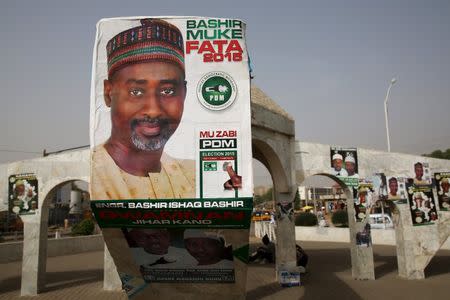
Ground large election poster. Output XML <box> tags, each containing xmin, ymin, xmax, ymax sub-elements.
<box><xmin>8</xmin><ymin>174</ymin><xmax>38</xmax><ymax>215</ymax></box>
<box><xmin>89</xmin><ymin>17</ymin><xmax>252</xmax><ymax>296</ymax></box>
<box><xmin>330</xmin><ymin>147</ymin><xmax>359</xmax><ymax>188</ymax></box>
<box><xmin>406</xmin><ymin>182</ymin><xmax>438</xmax><ymax>226</ymax></box>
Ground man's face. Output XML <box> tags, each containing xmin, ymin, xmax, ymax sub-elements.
<box><xmin>104</xmin><ymin>62</ymin><xmax>186</xmax><ymax>152</ymax></box>
<box><xmin>128</xmin><ymin>229</ymin><xmax>170</xmax><ymax>255</ymax></box>
<box><xmin>184</xmin><ymin>238</ymin><xmax>224</xmax><ymax>265</ymax></box>
<box><xmin>389</xmin><ymin>180</ymin><xmax>398</xmax><ymax>195</ymax></box>
<box><xmin>15</xmin><ymin>184</ymin><xmax>25</xmax><ymax>196</ymax></box>
<box><xmin>345</xmin><ymin>162</ymin><xmax>355</xmax><ymax>175</ymax></box>
<box><xmin>415</xmin><ymin>165</ymin><xmax>424</xmax><ymax>180</ymax></box>
<box><xmin>333</xmin><ymin>159</ymin><xmax>343</xmax><ymax>171</ymax></box>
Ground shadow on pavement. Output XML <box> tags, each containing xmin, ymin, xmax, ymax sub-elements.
<box><xmin>44</xmin><ymin>269</ymin><xmax>103</xmax><ymax>292</ymax></box>
<box><xmin>425</xmin><ymin>252</ymin><xmax>450</xmax><ymax>278</ymax></box>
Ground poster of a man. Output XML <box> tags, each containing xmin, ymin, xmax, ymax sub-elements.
<box><xmin>8</xmin><ymin>174</ymin><xmax>38</xmax><ymax>215</ymax></box>
<box><xmin>354</xmin><ymin>180</ymin><xmax>374</xmax><ymax>222</ymax></box>
<box><xmin>330</xmin><ymin>147</ymin><xmax>359</xmax><ymax>187</ymax></box>
<box><xmin>406</xmin><ymin>182</ymin><xmax>438</xmax><ymax>226</ymax></box>
<box><xmin>91</xmin><ymin>19</ymin><xmax>195</xmax><ymax>200</ymax></box>
<box><xmin>434</xmin><ymin>172</ymin><xmax>450</xmax><ymax>210</ymax></box>
<box><xmin>412</xmin><ymin>162</ymin><xmax>431</xmax><ymax>185</ymax></box>
<box><xmin>183</xmin><ymin>229</ymin><xmax>233</xmax><ymax>269</ymax></box>
<box><xmin>89</xmin><ymin>17</ymin><xmax>253</xmax><ymax>293</ymax></box>
<box><xmin>331</xmin><ymin>153</ymin><xmax>347</xmax><ymax>176</ymax></box>
<box><xmin>344</xmin><ymin>155</ymin><xmax>359</xmax><ymax>178</ymax></box>
<box><xmin>124</xmin><ymin>228</ymin><xmax>195</xmax><ymax>269</ymax></box>
<box><xmin>387</xmin><ymin>176</ymin><xmax>407</xmax><ymax>202</ymax></box>
<box><xmin>131</xmin><ymin>229</ymin><xmax>235</xmax><ymax>282</ymax></box>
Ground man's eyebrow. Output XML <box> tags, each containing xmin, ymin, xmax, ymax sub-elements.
<box><xmin>125</xmin><ymin>79</ymin><xmax>147</xmax><ymax>84</ymax></box>
<box><xmin>124</xmin><ymin>79</ymin><xmax>183</xmax><ymax>85</ymax></box>
<box><xmin>160</xmin><ymin>79</ymin><xmax>183</xmax><ymax>85</ymax></box>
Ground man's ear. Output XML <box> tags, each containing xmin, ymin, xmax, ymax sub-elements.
<box><xmin>104</xmin><ymin>79</ymin><xmax>112</xmax><ymax>107</ymax></box>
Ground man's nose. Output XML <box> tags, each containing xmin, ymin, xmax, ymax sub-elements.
<box><xmin>141</xmin><ymin>91</ymin><xmax>163</xmax><ymax>118</ymax></box>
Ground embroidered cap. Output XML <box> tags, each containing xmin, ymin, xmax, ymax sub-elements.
<box><xmin>106</xmin><ymin>18</ymin><xmax>185</xmax><ymax>78</ymax></box>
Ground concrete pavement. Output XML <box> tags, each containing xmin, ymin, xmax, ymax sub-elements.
<box><xmin>1</xmin><ymin>241</ymin><xmax>449</xmax><ymax>300</ymax></box>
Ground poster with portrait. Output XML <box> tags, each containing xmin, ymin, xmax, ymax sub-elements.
<box><xmin>8</xmin><ymin>174</ymin><xmax>38</xmax><ymax>215</ymax></box>
<box><xmin>434</xmin><ymin>172</ymin><xmax>450</xmax><ymax>211</ymax></box>
<box><xmin>330</xmin><ymin>147</ymin><xmax>358</xmax><ymax>187</ymax></box>
<box><xmin>123</xmin><ymin>228</ymin><xmax>234</xmax><ymax>283</ymax></box>
<box><xmin>88</xmin><ymin>17</ymin><xmax>252</xmax><ymax>291</ymax></box>
<box><xmin>387</xmin><ymin>176</ymin><xmax>408</xmax><ymax>204</ymax></box>
<box><xmin>369</xmin><ymin>173</ymin><xmax>396</xmax><ymax>218</ymax></box>
<box><xmin>405</xmin><ymin>182</ymin><xmax>438</xmax><ymax>226</ymax></box>
<box><xmin>354</xmin><ymin>179</ymin><xmax>374</xmax><ymax>222</ymax></box>
<box><xmin>411</xmin><ymin>162</ymin><xmax>432</xmax><ymax>186</ymax></box>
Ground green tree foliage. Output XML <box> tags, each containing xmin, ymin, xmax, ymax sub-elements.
<box><xmin>295</xmin><ymin>212</ymin><xmax>318</xmax><ymax>226</ymax></box>
<box><xmin>331</xmin><ymin>210</ymin><xmax>349</xmax><ymax>228</ymax></box>
<box><xmin>422</xmin><ymin>148</ymin><xmax>450</xmax><ymax>160</ymax></box>
<box><xmin>254</xmin><ymin>187</ymin><xmax>273</xmax><ymax>206</ymax></box>
<box><xmin>71</xmin><ymin>219</ymin><xmax>95</xmax><ymax>235</ymax></box>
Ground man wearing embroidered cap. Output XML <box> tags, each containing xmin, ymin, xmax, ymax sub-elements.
<box><xmin>91</xmin><ymin>19</ymin><xmax>195</xmax><ymax>200</ymax></box>
<box><xmin>331</xmin><ymin>153</ymin><xmax>348</xmax><ymax>176</ymax></box>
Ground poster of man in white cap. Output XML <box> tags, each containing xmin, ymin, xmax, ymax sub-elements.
<box><xmin>405</xmin><ymin>182</ymin><xmax>438</xmax><ymax>225</ymax></box>
<box><xmin>330</xmin><ymin>147</ymin><xmax>359</xmax><ymax>187</ymax></box>
<box><xmin>88</xmin><ymin>16</ymin><xmax>253</xmax><ymax>293</ymax></box>
<box><xmin>123</xmin><ymin>228</ymin><xmax>234</xmax><ymax>283</ymax></box>
<box><xmin>434</xmin><ymin>172</ymin><xmax>450</xmax><ymax>211</ymax></box>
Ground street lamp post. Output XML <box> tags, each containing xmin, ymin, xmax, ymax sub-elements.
<box><xmin>384</xmin><ymin>78</ymin><xmax>397</xmax><ymax>152</ymax></box>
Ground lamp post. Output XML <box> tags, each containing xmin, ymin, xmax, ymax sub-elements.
<box><xmin>384</xmin><ymin>78</ymin><xmax>397</xmax><ymax>152</ymax></box>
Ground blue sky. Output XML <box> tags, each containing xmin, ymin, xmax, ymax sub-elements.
<box><xmin>1</xmin><ymin>0</ymin><xmax>449</xmax><ymax>168</ymax></box>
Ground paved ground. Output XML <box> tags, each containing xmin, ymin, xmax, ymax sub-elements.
<box><xmin>1</xmin><ymin>240</ymin><xmax>449</xmax><ymax>300</ymax></box>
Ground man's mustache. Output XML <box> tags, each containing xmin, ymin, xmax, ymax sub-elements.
<box><xmin>130</xmin><ymin>116</ymin><xmax>170</xmax><ymax>129</ymax></box>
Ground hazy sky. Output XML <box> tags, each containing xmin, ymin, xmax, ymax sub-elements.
<box><xmin>1</xmin><ymin>0</ymin><xmax>449</xmax><ymax>168</ymax></box>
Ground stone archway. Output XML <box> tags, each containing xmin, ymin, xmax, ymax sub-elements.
<box><xmin>250</xmin><ymin>85</ymin><xmax>298</xmax><ymax>275</ymax></box>
<box><xmin>20</xmin><ymin>177</ymin><xmax>89</xmax><ymax>295</ymax></box>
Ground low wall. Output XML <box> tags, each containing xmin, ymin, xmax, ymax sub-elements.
<box><xmin>0</xmin><ymin>234</ymin><xmax>104</xmax><ymax>263</ymax></box>
<box><xmin>295</xmin><ymin>226</ymin><xmax>450</xmax><ymax>249</ymax></box>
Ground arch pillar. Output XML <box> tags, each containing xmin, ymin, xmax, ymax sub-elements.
<box><xmin>251</xmin><ymin>85</ymin><xmax>297</xmax><ymax>276</ymax></box>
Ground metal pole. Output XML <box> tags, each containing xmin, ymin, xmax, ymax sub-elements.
<box><xmin>384</xmin><ymin>78</ymin><xmax>397</xmax><ymax>152</ymax></box>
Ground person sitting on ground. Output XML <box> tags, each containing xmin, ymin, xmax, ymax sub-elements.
<box><xmin>296</xmin><ymin>244</ymin><xmax>308</xmax><ymax>274</ymax></box>
<box><xmin>249</xmin><ymin>234</ymin><xmax>275</xmax><ymax>263</ymax></box>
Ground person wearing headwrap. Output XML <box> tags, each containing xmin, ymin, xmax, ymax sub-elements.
<box><xmin>91</xmin><ymin>19</ymin><xmax>195</xmax><ymax>200</ymax></box>
<box><xmin>124</xmin><ymin>228</ymin><xmax>195</xmax><ymax>269</ymax></box>
<box><xmin>344</xmin><ymin>155</ymin><xmax>358</xmax><ymax>178</ymax></box>
<box><xmin>183</xmin><ymin>229</ymin><xmax>233</xmax><ymax>268</ymax></box>
<box><xmin>331</xmin><ymin>153</ymin><xmax>348</xmax><ymax>176</ymax></box>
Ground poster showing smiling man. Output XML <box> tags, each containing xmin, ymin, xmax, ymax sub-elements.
<box><xmin>8</xmin><ymin>174</ymin><xmax>38</xmax><ymax>215</ymax></box>
<box><xmin>405</xmin><ymin>182</ymin><xmax>438</xmax><ymax>226</ymax></box>
<box><xmin>434</xmin><ymin>172</ymin><xmax>450</xmax><ymax>211</ymax></box>
<box><xmin>330</xmin><ymin>147</ymin><xmax>359</xmax><ymax>187</ymax></box>
<box><xmin>89</xmin><ymin>17</ymin><xmax>252</xmax><ymax>293</ymax></box>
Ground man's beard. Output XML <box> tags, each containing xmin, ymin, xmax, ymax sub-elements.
<box><xmin>130</xmin><ymin>117</ymin><xmax>175</xmax><ymax>151</ymax></box>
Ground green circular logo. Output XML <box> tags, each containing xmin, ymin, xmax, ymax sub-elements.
<box><xmin>197</xmin><ymin>72</ymin><xmax>237</xmax><ymax>110</ymax></box>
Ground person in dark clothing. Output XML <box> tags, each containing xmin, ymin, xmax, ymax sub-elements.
<box><xmin>249</xmin><ymin>234</ymin><xmax>275</xmax><ymax>263</ymax></box>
